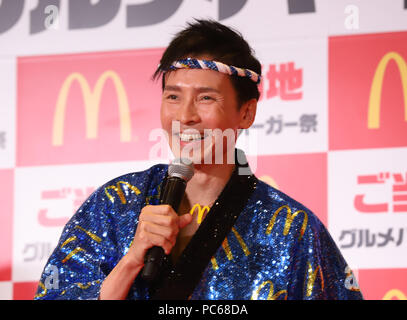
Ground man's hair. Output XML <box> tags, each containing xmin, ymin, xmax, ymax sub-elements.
<box><xmin>153</xmin><ymin>19</ymin><xmax>261</xmax><ymax>108</ymax></box>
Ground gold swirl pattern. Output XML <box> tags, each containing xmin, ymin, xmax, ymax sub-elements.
<box><xmin>221</xmin><ymin>238</ymin><xmax>233</xmax><ymax>261</ymax></box>
<box><xmin>306</xmin><ymin>261</ymin><xmax>324</xmax><ymax>297</ymax></box>
<box><xmin>189</xmin><ymin>203</ymin><xmax>210</xmax><ymax>224</ymax></box>
<box><xmin>145</xmin><ymin>183</ymin><xmax>162</xmax><ymax>205</ymax></box>
<box><xmin>105</xmin><ymin>181</ymin><xmax>141</xmax><ymax>204</ymax></box>
<box><xmin>76</xmin><ymin>280</ymin><xmax>100</xmax><ymax>290</ymax></box>
<box><xmin>60</xmin><ymin>236</ymin><xmax>77</xmax><ymax>248</ymax></box>
<box><xmin>62</xmin><ymin>247</ymin><xmax>85</xmax><ymax>263</ymax></box>
<box><xmin>60</xmin><ymin>226</ymin><xmax>102</xmax><ymax>263</ymax></box>
<box><xmin>251</xmin><ymin>280</ymin><xmax>288</xmax><ymax>300</ymax></box>
<box><xmin>34</xmin><ymin>281</ymin><xmax>47</xmax><ymax>299</ymax></box>
<box><xmin>266</xmin><ymin>205</ymin><xmax>308</xmax><ymax>240</ymax></box>
<box><xmin>231</xmin><ymin>227</ymin><xmax>250</xmax><ymax>256</ymax></box>
<box><xmin>210</xmin><ymin>257</ymin><xmax>219</xmax><ymax>270</ymax></box>
<box><xmin>74</xmin><ymin>225</ymin><xmax>102</xmax><ymax>243</ymax></box>
<box><xmin>211</xmin><ymin>227</ymin><xmax>250</xmax><ymax>270</ymax></box>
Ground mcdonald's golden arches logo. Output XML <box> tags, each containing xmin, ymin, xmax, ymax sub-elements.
<box><xmin>266</xmin><ymin>205</ymin><xmax>308</xmax><ymax>240</ymax></box>
<box><xmin>189</xmin><ymin>203</ymin><xmax>210</xmax><ymax>224</ymax></box>
<box><xmin>382</xmin><ymin>289</ymin><xmax>407</xmax><ymax>300</ymax></box>
<box><xmin>368</xmin><ymin>52</ymin><xmax>407</xmax><ymax>129</ymax></box>
<box><xmin>251</xmin><ymin>280</ymin><xmax>287</xmax><ymax>300</ymax></box>
<box><xmin>305</xmin><ymin>262</ymin><xmax>324</xmax><ymax>297</ymax></box>
<box><xmin>52</xmin><ymin>70</ymin><xmax>132</xmax><ymax>146</ymax></box>
<box><xmin>105</xmin><ymin>181</ymin><xmax>141</xmax><ymax>204</ymax></box>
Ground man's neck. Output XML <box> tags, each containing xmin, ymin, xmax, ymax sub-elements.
<box><xmin>184</xmin><ymin>162</ymin><xmax>235</xmax><ymax>207</ymax></box>
<box><xmin>171</xmin><ymin>162</ymin><xmax>236</xmax><ymax>264</ymax></box>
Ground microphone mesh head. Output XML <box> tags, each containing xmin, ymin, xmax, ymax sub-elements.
<box><xmin>168</xmin><ymin>158</ymin><xmax>194</xmax><ymax>182</ymax></box>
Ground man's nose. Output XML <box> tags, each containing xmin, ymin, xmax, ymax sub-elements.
<box><xmin>177</xmin><ymin>98</ymin><xmax>200</xmax><ymax>125</ymax></box>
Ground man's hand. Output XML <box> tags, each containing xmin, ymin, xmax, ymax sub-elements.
<box><xmin>126</xmin><ymin>204</ymin><xmax>193</xmax><ymax>268</ymax></box>
<box><xmin>99</xmin><ymin>204</ymin><xmax>192</xmax><ymax>300</ymax></box>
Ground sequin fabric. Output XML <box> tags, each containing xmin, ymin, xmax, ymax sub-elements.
<box><xmin>34</xmin><ymin>163</ymin><xmax>363</xmax><ymax>300</ymax></box>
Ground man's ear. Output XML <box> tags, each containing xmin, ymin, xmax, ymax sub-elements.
<box><xmin>239</xmin><ymin>98</ymin><xmax>257</xmax><ymax>129</ymax></box>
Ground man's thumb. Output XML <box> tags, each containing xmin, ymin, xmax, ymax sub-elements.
<box><xmin>178</xmin><ymin>213</ymin><xmax>193</xmax><ymax>229</ymax></box>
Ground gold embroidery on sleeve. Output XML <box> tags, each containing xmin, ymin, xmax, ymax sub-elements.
<box><xmin>74</xmin><ymin>226</ymin><xmax>102</xmax><ymax>243</ymax></box>
<box><xmin>105</xmin><ymin>181</ymin><xmax>141</xmax><ymax>204</ymax></box>
<box><xmin>60</xmin><ymin>236</ymin><xmax>77</xmax><ymax>248</ymax></box>
<box><xmin>62</xmin><ymin>247</ymin><xmax>85</xmax><ymax>263</ymax></box>
<box><xmin>34</xmin><ymin>281</ymin><xmax>47</xmax><ymax>299</ymax></box>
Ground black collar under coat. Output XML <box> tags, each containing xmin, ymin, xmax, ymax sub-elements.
<box><xmin>149</xmin><ymin>150</ymin><xmax>258</xmax><ymax>300</ymax></box>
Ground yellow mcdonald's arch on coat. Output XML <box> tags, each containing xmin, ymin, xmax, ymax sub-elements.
<box><xmin>52</xmin><ymin>71</ymin><xmax>131</xmax><ymax>146</ymax></box>
<box><xmin>368</xmin><ymin>52</ymin><xmax>407</xmax><ymax>129</ymax></box>
<box><xmin>190</xmin><ymin>203</ymin><xmax>210</xmax><ymax>224</ymax></box>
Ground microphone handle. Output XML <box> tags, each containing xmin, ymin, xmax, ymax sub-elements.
<box><xmin>160</xmin><ymin>176</ymin><xmax>187</xmax><ymax>209</ymax></box>
<box><xmin>141</xmin><ymin>177</ymin><xmax>187</xmax><ymax>282</ymax></box>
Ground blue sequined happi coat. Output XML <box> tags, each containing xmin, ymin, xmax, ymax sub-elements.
<box><xmin>34</xmin><ymin>159</ymin><xmax>363</xmax><ymax>300</ymax></box>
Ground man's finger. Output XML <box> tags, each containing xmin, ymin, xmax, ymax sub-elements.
<box><xmin>178</xmin><ymin>213</ymin><xmax>193</xmax><ymax>229</ymax></box>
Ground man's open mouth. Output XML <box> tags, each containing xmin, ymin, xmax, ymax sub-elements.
<box><xmin>176</xmin><ymin>132</ymin><xmax>210</xmax><ymax>142</ymax></box>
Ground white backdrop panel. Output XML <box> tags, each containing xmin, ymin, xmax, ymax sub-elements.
<box><xmin>0</xmin><ymin>57</ymin><xmax>16</xmax><ymax>169</ymax></box>
<box><xmin>12</xmin><ymin>159</ymin><xmax>160</xmax><ymax>282</ymax></box>
<box><xmin>329</xmin><ymin>147</ymin><xmax>407</xmax><ymax>269</ymax></box>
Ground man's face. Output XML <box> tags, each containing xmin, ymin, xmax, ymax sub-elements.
<box><xmin>160</xmin><ymin>67</ymin><xmax>247</xmax><ymax>164</ymax></box>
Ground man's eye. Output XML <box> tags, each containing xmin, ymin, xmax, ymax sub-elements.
<box><xmin>201</xmin><ymin>96</ymin><xmax>214</xmax><ymax>101</ymax></box>
<box><xmin>167</xmin><ymin>94</ymin><xmax>178</xmax><ymax>100</ymax></box>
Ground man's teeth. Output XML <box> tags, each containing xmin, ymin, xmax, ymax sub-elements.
<box><xmin>179</xmin><ymin>133</ymin><xmax>206</xmax><ymax>142</ymax></box>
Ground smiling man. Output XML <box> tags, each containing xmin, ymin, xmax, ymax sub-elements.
<box><xmin>35</xmin><ymin>19</ymin><xmax>363</xmax><ymax>300</ymax></box>
<box><xmin>161</xmin><ymin>68</ymin><xmax>247</xmax><ymax>167</ymax></box>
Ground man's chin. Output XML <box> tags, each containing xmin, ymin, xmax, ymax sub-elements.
<box><xmin>169</xmin><ymin>145</ymin><xmax>236</xmax><ymax>166</ymax></box>
<box><xmin>169</xmin><ymin>148</ymin><xmax>207</xmax><ymax>165</ymax></box>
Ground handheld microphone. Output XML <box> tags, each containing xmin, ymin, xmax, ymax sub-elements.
<box><xmin>141</xmin><ymin>158</ymin><xmax>194</xmax><ymax>282</ymax></box>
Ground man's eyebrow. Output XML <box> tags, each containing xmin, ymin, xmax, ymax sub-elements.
<box><xmin>163</xmin><ymin>85</ymin><xmax>220</xmax><ymax>93</ymax></box>
<box><xmin>163</xmin><ymin>85</ymin><xmax>181</xmax><ymax>92</ymax></box>
<box><xmin>196</xmin><ymin>87</ymin><xmax>221</xmax><ymax>94</ymax></box>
